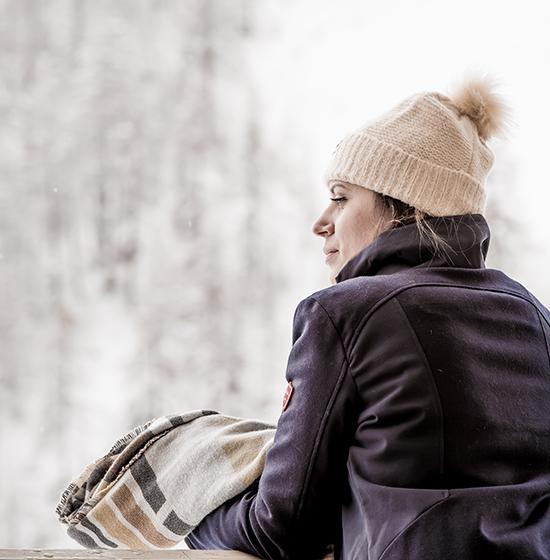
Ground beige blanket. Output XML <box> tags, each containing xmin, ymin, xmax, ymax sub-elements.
<box><xmin>55</xmin><ymin>410</ymin><xmax>276</xmax><ymax>549</ymax></box>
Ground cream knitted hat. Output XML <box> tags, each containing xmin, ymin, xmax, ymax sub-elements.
<box><xmin>324</xmin><ymin>74</ymin><xmax>511</xmax><ymax>216</ymax></box>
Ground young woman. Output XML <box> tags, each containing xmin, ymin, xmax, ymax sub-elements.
<box><xmin>185</xmin><ymin>76</ymin><xmax>550</xmax><ymax>559</ymax></box>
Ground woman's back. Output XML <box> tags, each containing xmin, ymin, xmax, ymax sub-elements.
<box><xmin>315</xmin><ymin>214</ymin><xmax>550</xmax><ymax>558</ymax></box>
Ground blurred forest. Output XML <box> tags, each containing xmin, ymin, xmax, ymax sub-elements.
<box><xmin>0</xmin><ymin>0</ymin><xmax>547</xmax><ymax>549</ymax></box>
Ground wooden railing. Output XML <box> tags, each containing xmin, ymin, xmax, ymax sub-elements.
<box><xmin>0</xmin><ymin>551</ymin><xmax>260</xmax><ymax>559</ymax></box>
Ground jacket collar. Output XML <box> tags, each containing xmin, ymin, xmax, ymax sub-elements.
<box><xmin>335</xmin><ymin>213</ymin><xmax>491</xmax><ymax>283</ymax></box>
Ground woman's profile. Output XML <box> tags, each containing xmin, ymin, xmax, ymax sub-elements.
<box><xmin>185</xmin><ymin>74</ymin><xmax>550</xmax><ymax>559</ymax></box>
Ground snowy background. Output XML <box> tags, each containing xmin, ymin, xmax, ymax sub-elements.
<box><xmin>0</xmin><ymin>0</ymin><xmax>549</xmax><ymax>548</ymax></box>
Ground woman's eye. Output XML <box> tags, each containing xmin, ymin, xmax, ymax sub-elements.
<box><xmin>330</xmin><ymin>197</ymin><xmax>346</xmax><ymax>205</ymax></box>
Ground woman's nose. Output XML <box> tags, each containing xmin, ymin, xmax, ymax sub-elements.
<box><xmin>311</xmin><ymin>211</ymin><xmax>334</xmax><ymax>237</ymax></box>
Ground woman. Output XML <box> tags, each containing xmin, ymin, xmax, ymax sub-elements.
<box><xmin>185</xmin><ymin>76</ymin><xmax>550</xmax><ymax>559</ymax></box>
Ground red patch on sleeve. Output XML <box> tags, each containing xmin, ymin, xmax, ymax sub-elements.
<box><xmin>282</xmin><ymin>381</ymin><xmax>294</xmax><ymax>411</ymax></box>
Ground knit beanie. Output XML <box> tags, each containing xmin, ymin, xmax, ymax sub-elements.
<box><xmin>324</xmin><ymin>74</ymin><xmax>511</xmax><ymax>216</ymax></box>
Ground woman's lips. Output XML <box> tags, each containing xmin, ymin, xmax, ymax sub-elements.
<box><xmin>325</xmin><ymin>250</ymin><xmax>338</xmax><ymax>263</ymax></box>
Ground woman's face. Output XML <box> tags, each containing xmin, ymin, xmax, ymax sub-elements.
<box><xmin>311</xmin><ymin>182</ymin><xmax>391</xmax><ymax>284</ymax></box>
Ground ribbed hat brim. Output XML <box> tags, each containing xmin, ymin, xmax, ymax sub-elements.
<box><xmin>324</xmin><ymin>132</ymin><xmax>487</xmax><ymax>217</ymax></box>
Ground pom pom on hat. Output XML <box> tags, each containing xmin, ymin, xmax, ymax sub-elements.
<box><xmin>449</xmin><ymin>73</ymin><xmax>512</xmax><ymax>141</ymax></box>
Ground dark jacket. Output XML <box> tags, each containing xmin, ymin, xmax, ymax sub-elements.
<box><xmin>185</xmin><ymin>213</ymin><xmax>550</xmax><ymax>560</ymax></box>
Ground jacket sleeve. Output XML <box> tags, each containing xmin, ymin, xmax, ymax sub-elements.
<box><xmin>184</xmin><ymin>296</ymin><xmax>361</xmax><ymax>560</ymax></box>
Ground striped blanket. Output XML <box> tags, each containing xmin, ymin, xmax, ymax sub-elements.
<box><xmin>55</xmin><ymin>409</ymin><xmax>276</xmax><ymax>550</ymax></box>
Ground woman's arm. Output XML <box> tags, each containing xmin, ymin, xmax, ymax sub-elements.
<box><xmin>184</xmin><ymin>297</ymin><xmax>361</xmax><ymax>560</ymax></box>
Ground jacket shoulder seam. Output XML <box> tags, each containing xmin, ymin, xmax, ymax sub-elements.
<box><xmin>307</xmin><ymin>297</ymin><xmax>349</xmax><ymax>365</ymax></box>
<box><xmin>348</xmin><ymin>281</ymin><xmax>542</xmax><ymax>354</ymax></box>
<box><xmin>308</xmin><ymin>297</ymin><xmax>362</xmax><ymax>402</ymax></box>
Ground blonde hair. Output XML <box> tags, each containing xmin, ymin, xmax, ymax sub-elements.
<box><xmin>373</xmin><ymin>191</ymin><xmax>454</xmax><ymax>260</ymax></box>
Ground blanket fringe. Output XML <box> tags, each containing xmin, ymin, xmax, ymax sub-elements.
<box><xmin>108</xmin><ymin>419</ymin><xmax>154</xmax><ymax>455</ymax></box>
<box><xmin>55</xmin><ymin>482</ymin><xmax>79</xmax><ymax>519</ymax></box>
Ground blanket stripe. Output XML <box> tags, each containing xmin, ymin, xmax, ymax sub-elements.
<box><xmin>82</xmin><ymin>517</ymin><xmax>117</xmax><ymax>547</ymax></box>
<box><xmin>111</xmin><ymin>484</ymin><xmax>179</xmax><ymax>547</ymax></box>
<box><xmin>129</xmin><ymin>456</ymin><xmax>165</xmax><ymax>513</ymax></box>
